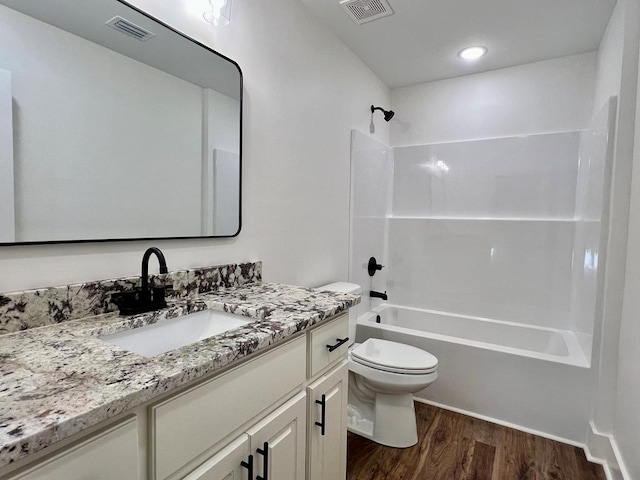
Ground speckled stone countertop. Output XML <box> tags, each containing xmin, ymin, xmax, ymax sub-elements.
<box><xmin>0</xmin><ymin>282</ymin><xmax>360</xmax><ymax>468</ymax></box>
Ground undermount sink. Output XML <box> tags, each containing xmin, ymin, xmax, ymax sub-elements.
<box><xmin>100</xmin><ymin>309</ymin><xmax>253</xmax><ymax>357</ymax></box>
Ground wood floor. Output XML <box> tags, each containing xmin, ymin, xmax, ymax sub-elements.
<box><xmin>347</xmin><ymin>402</ymin><xmax>607</xmax><ymax>480</ymax></box>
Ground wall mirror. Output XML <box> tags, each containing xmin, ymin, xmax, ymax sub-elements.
<box><xmin>0</xmin><ymin>0</ymin><xmax>242</xmax><ymax>244</ymax></box>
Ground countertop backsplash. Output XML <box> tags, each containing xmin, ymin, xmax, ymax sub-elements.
<box><xmin>0</xmin><ymin>261</ymin><xmax>262</xmax><ymax>335</ymax></box>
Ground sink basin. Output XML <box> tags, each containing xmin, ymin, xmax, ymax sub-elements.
<box><xmin>100</xmin><ymin>310</ymin><xmax>253</xmax><ymax>357</ymax></box>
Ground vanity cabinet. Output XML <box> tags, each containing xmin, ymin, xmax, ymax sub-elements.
<box><xmin>1</xmin><ymin>312</ymin><xmax>350</xmax><ymax>480</ymax></box>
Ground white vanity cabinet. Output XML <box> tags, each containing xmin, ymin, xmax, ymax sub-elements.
<box><xmin>0</xmin><ymin>312</ymin><xmax>351</xmax><ymax>480</ymax></box>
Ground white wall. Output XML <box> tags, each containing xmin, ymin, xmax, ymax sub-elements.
<box><xmin>391</xmin><ymin>52</ymin><xmax>596</xmax><ymax>147</ymax></box>
<box><xmin>613</xmin><ymin>1</ymin><xmax>640</xmax><ymax>475</ymax></box>
<box><xmin>579</xmin><ymin>0</ymin><xmax>640</xmax><ymax>478</ymax></box>
<box><xmin>0</xmin><ymin>0</ymin><xmax>389</xmax><ymax>292</ymax></box>
<box><xmin>616</xmin><ymin>82</ymin><xmax>640</xmax><ymax>479</ymax></box>
<box><xmin>593</xmin><ymin>1</ymin><xmax>625</xmax><ymax>115</ymax></box>
<box><xmin>580</xmin><ymin>3</ymin><xmax>640</xmax><ymax>480</ymax></box>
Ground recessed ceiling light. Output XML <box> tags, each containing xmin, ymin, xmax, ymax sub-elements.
<box><xmin>458</xmin><ymin>46</ymin><xmax>488</xmax><ymax>60</ymax></box>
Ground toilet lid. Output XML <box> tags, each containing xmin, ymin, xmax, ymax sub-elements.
<box><xmin>351</xmin><ymin>339</ymin><xmax>438</xmax><ymax>375</ymax></box>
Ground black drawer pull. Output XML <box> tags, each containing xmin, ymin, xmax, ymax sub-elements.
<box><xmin>240</xmin><ymin>454</ymin><xmax>253</xmax><ymax>479</ymax></box>
<box><xmin>315</xmin><ymin>394</ymin><xmax>326</xmax><ymax>436</ymax></box>
<box><xmin>256</xmin><ymin>441</ymin><xmax>269</xmax><ymax>480</ymax></box>
<box><xmin>326</xmin><ymin>337</ymin><xmax>349</xmax><ymax>352</ymax></box>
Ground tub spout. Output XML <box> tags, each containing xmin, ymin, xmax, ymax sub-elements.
<box><xmin>370</xmin><ymin>290</ymin><xmax>388</xmax><ymax>301</ymax></box>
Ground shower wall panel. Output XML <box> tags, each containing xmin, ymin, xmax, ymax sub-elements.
<box><xmin>349</xmin><ymin>130</ymin><xmax>393</xmax><ymax>319</ymax></box>
<box><xmin>570</xmin><ymin>97</ymin><xmax>617</xmax><ymax>359</ymax></box>
<box><xmin>387</xmin><ymin>218</ymin><xmax>576</xmax><ymax>328</ymax></box>
<box><xmin>392</xmin><ymin>133</ymin><xmax>580</xmax><ymax>219</ymax></box>
<box><xmin>388</xmin><ymin>132</ymin><xmax>582</xmax><ymax>330</ymax></box>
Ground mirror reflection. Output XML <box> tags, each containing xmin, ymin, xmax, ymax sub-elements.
<box><xmin>0</xmin><ymin>0</ymin><xmax>242</xmax><ymax>244</ymax></box>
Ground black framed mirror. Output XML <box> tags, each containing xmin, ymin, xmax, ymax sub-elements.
<box><xmin>0</xmin><ymin>0</ymin><xmax>242</xmax><ymax>245</ymax></box>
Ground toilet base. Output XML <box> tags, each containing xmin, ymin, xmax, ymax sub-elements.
<box><xmin>347</xmin><ymin>391</ymin><xmax>418</xmax><ymax>448</ymax></box>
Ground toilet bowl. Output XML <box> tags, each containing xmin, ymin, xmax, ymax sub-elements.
<box><xmin>317</xmin><ymin>282</ymin><xmax>439</xmax><ymax>448</ymax></box>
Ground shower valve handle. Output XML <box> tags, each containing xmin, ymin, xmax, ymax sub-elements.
<box><xmin>368</xmin><ymin>257</ymin><xmax>385</xmax><ymax>276</ymax></box>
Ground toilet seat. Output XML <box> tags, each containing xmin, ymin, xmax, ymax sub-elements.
<box><xmin>350</xmin><ymin>339</ymin><xmax>438</xmax><ymax>375</ymax></box>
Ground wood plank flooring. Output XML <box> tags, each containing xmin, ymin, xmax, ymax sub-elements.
<box><xmin>347</xmin><ymin>402</ymin><xmax>606</xmax><ymax>480</ymax></box>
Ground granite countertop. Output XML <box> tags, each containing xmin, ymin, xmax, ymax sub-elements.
<box><xmin>0</xmin><ymin>282</ymin><xmax>360</xmax><ymax>468</ymax></box>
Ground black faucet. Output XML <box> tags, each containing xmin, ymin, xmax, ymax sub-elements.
<box><xmin>112</xmin><ymin>247</ymin><xmax>168</xmax><ymax>315</ymax></box>
<box><xmin>370</xmin><ymin>290</ymin><xmax>388</xmax><ymax>301</ymax></box>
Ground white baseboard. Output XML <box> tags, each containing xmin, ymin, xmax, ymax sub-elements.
<box><xmin>585</xmin><ymin>423</ymin><xmax>633</xmax><ymax>480</ymax></box>
<box><xmin>414</xmin><ymin>397</ymin><xmax>631</xmax><ymax>479</ymax></box>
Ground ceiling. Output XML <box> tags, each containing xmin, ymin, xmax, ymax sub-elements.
<box><xmin>299</xmin><ymin>0</ymin><xmax>617</xmax><ymax>89</ymax></box>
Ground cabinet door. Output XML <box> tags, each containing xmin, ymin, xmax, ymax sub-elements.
<box><xmin>246</xmin><ymin>392</ymin><xmax>306</xmax><ymax>480</ymax></box>
<box><xmin>307</xmin><ymin>361</ymin><xmax>348</xmax><ymax>480</ymax></box>
<box><xmin>182</xmin><ymin>435</ymin><xmax>251</xmax><ymax>480</ymax></box>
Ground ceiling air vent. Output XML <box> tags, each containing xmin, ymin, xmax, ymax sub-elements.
<box><xmin>106</xmin><ymin>16</ymin><xmax>155</xmax><ymax>41</ymax></box>
<box><xmin>340</xmin><ymin>0</ymin><xmax>394</xmax><ymax>25</ymax></box>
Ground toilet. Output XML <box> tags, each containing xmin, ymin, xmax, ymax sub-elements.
<box><xmin>318</xmin><ymin>282</ymin><xmax>438</xmax><ymax>448</ymax></box>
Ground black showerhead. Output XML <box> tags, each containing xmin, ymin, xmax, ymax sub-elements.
<box><xmin>371</xmin><ymin>105</ymin><xmax>395</xmax><ymax>122</ymax></box>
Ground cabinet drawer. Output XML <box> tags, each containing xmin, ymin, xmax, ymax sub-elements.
<box><xmin>151</xmin><ymin>336</ymin><xmax>306</xmax><ymax>480</ymax></box>
<box><xmin>308</xmin><ymin>314</ymin><xmax>349</xmax><ymax>377</ymax></box>
<box><xmin>9</xmin><ymin>417</ymin><xmax>139</xmax><ymax>480</ymax></box>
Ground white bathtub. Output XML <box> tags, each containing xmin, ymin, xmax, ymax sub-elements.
<box><xmin>358</xmin><ymin>304</ymin><xmax>588</xmax><ymax>366</ymax></box>
<box><xmin>356</xmin><ymin>304</ymin><xmax>593</xmax><ymax>443</ymax></box>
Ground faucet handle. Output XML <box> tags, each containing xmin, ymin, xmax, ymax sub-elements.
<box><xmin>151</xmin><ymin>286</ymin><xmax>167</xmax><ymax>307</ymax></box>
<box><xmin>368</xmin><ymin>257</ymin><xmax>385</xmax><ymax>276</ymax></box>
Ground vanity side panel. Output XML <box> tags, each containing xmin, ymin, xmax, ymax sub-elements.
<box><xmin>151</xmin><ymin>336</ymin><xmax>306</xmax><ymax>480</ymax></box>
<box><xmin>4</xmin><ymin>417</ymin><xmax>139</xmax><ymax>480</ymax></box>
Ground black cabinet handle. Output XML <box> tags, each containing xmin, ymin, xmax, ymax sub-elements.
<box><xmin>240</xmin><ymin>454</ymin><xmax>253</xmax><ymax>480</ymax></box>
<box><xmin>256</xmin><ymin>442</ymin><xmax>269</xmax><ymax>480</ymax></box>
<box><xmin>315</xmin><ymin>394</ymin><xmax>326</xmax><ymax>436</ymax></box>
<box><xmin>326</xmin><ymin>337</ymin><xmax>349</xmax><ymax>352</ymax></box>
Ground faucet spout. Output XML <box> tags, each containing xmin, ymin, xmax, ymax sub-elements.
<box><xmin>141</xmin><ymin>247</ymin><xmax>168</xmax><ymax>293</ymax></box>
<box><xmin>112</xmin><ymin>247</ymin><xmax>169</xmax><ymax>315</ymax></box>
<box><xmin>370</xmin><ymin>290</ymin><xmax>388</xmax><ymax>301</ymax></box>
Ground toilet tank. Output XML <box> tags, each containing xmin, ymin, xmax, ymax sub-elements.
<box><xmin>316</xmin><ymin>282</ymin><xmax>362</xmax><ymax>346</ymax></box>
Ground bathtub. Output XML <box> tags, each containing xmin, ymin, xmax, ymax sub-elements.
<box><xmin>358</xmin><ymin>304</ymin><xmax>588</xmax><ymax>366</ymax></box>
<box><xmin>356</xmin><ymin>304</ymin><xmax>593</xmax><ymax>444</ymax></box>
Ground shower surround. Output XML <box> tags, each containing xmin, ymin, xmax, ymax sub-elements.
<box><xmin>348</xmin><ymin>97</ymin><xmax>616</xmax><ymax>443</ymax></box>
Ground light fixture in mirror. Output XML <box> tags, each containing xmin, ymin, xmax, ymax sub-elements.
<box><xmin>0</xmin><ymin>0</ymin><xmax>242</xmax><ymax>245</ymax></box>
<box><xmin>204</xmin><ymin>0</ymin><xmax>232</xmax><ymax>27</ymax></box>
